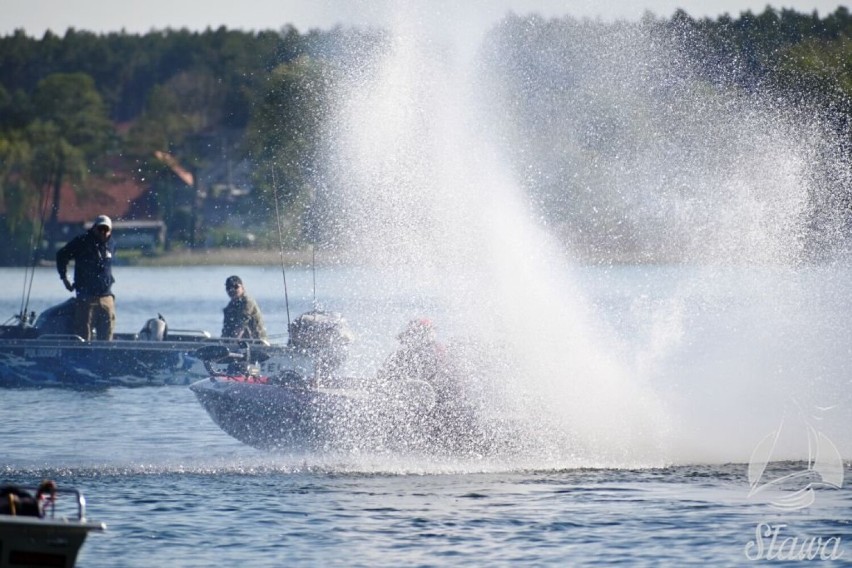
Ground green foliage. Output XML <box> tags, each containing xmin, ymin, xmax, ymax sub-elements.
<box><xmin>0</xmin><ymin>129</ymin><xmax>34</xmax><ymax>229</ymax></box>
<box><xmin>0</xmin><ymin>72</ymin><xmax>113</xmax><ymax>257</ymax></box>
<box><xmin>127</xmin><ymin>70</ymin><xmax>225</xmax><ymax>155</ymax></box>
<box><xmin>32</xmin><ymin>73</ymin><xmax>112</xmax><ymax>155</ymax></box>
<box><xmin>244</xmin><ymin>54</ymin><xmax>332</xmax><ymax>238</ymax></box>
<box><xmin>777</xmin><ymin>35</ymin><xmax>852</xmax><ymax>101</ymax></box>
<box><xmin>205</xmin><ymin>225</ymin><xmax>260</xmax><ymax>248</ymax></box>
<box><xmin>30</xmin><ymin>72</ymin><xmax>113</xmax><ymax>251</ymax></box>
<box><xmin>1</xmin><ymin>8</ymin><xmax>852</xmax><ymax>263</ymax></box>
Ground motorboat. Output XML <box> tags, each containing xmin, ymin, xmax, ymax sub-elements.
<box><xmin>190</xmin><ymin>371</ymin><xmax>441</xmax><ymax>452</ymax></box>
<box><xmin>0</xmin><ymin>482</ymin><xmax>105</xmax><ymax>568</ymax></box>
<box><xmin>0</xmin><ymin>299</ymin><xmax>317</xmax><ymax>389</ymax></box>
<box><xmin>190</xmin><ymin>309</ymin><xmax>374</xmax><ymax>450</ymax></box>
<box><xmin>191</xmin><ymin>318</ymin><xmax>509</xmax><ymax>455</ymax></box>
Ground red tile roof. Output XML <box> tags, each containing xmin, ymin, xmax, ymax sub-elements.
<box><xmin>45</xmin><ymin>158</ymin><xmax>158</xmax><ymax>224</ymax></box>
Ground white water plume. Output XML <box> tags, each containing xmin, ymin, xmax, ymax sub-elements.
<box><xmin>314</xmin><ymin>7</ymin><xmax>851</xmax><ymax>467</ymax></box>
<box><xmin>478</xmin><ymin>16</ymin><xmax>850</xmax><ymax>265</ymax></box>
<box><xmin>318</xmin><ymin>7</ymin><xmax>673</xmax><ymax>467</ymax></box>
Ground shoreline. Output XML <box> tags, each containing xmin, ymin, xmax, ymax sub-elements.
<box><xmin>122</xmin><ymin>247</ymin><xmax>734</xmax><ymax>267</ymax></box>
<box><xmin>123</xmin><ymin>247</ymin><xmax>344</xmax><ymax>267</ymax></box>
<box><xmin>31</xmin><ymin>244</ymin><xmax>837</xmax><ymax>268</ymax></box>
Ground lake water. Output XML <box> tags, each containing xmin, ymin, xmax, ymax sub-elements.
<box><xmin>1</xmin><ymin>264</ymin><xmax>850</xmax><ymax>566</ymax></box>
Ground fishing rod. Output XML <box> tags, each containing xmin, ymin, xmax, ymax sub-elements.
<box><xmin>18</xmin><ymin>183</ymin><xmax>53</xmax><ymax>326</ymax></box>
<box><xmin>307</xmin><ymin>184</ymin><xmax>324</xmax><ymax>309</ymax></box>
<box><xmin>271</xmin><ymin>166</ymin><xmax>292</xmax><ymax>332</ymax></box>
<box><xmin>312</xmin><ymin>243</ymin><xmax>317</xmax><ymax>306</ymax></box>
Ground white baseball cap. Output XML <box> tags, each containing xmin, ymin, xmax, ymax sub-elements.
<box><xmin>93</xmin><ymin>215</ymin><xmax>112</xmax><ymax>229</ymax></box>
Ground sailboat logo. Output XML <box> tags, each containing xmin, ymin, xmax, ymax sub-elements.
<box><xmin>747</xmin><ymin>422</ymin><xmax>844</xmax><ymax>511</ymax></box>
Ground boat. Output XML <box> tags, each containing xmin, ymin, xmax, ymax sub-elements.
<box><xmin>190</xmin><ymin>320</ymin><xmax>509</xmax><ymax>455</ymax></box>
<box><xmin>0</xmin><ymin>299</ymin><xmax>321</xmax><ymax>389</ymax></box>
<box><xmin>0</xmin><ymin>481</ymin><xmax>105</xmax><ymax>568</ymax></box>
<box><xmin>190</xmin><ymin>370</ymin><xmax>441</xmax><ymax>452</ymax></box>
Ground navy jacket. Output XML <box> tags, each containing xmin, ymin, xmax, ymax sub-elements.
<box><xmin>56</xmin><ymin>229</ymin><xmax>116</xmax><ymax>298</ymax></box>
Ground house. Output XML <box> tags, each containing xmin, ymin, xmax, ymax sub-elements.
<box><xmin>48</xmin><ymin>157</ymin><xmax>165</xmax><ymax>252</ymax></box>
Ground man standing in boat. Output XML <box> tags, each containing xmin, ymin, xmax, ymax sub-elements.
<box><xmin>56</xmin><ymin>214</ymin><xmax>116</xmax><ymax>341</ymax></box>
<box><xmin>222</xmin><ymin>275</ymin><xmax>267</xmax><ymax>340</ymax></box>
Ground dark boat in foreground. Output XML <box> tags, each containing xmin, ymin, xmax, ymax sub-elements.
<box><xmin>0</xmin><ymin>300</ymin><xmax>320</xmax><ymax>389</ymax></box>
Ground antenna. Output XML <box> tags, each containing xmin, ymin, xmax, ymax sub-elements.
<box><xmin>271</xmin><ymin>166</ymin><xmax>291</xmax><ymax>332</ymax></box>
<box><xmin>307</xmin><ymin>185</ymin><xmax>320</xmax><ymax>309</ymax></box>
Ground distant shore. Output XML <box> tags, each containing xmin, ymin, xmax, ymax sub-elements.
<box><xmin>40</xmin><ymin>246</ymin><xmax>698</xmax><ymax>268</ymax></box>
<box><xmin>124</xmin><ymin>247</ymin><xmax>349</xmax><ymax>267</ymax></box>
<box><xmin>32</xmin><ymin>244</ymin><xmax>784</xmax><ymax>269</ymax></box>
<box><xmin>123</xmin><ymin>247</ymin><xmax>685</xmax><ymax>267</ymax></box>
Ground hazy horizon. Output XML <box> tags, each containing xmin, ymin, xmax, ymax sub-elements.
<box><xmin>2</xmin><ymin>0</ymin><xmax>846</xmax><ymax>38</ymax></box>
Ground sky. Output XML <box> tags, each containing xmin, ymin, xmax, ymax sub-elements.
<box><xmin>2</xmin><ymin>0</ymin><xmax>847</xmax><ymax>37</ymax></box>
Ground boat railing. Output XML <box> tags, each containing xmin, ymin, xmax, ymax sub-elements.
<box><xmin>167</xmin><ymin>329</ymin><xmax>213</xmax><ymax>340</ymax></box>
<box><xmin>37</xmin><ymin>334</ymin><xmax>86</xmax><ymax>342</ymax></box>
<box><xmin>8</xmin><ymin>486</ymin><xmax>91</xmax><ymax>522</ymax></box>
<box><xmin>44</xmin><ymin>488</ymin><xmax>89</xmax><ymax>522</ymax></box>
<box><xmin>9</xmin><ymin>330</ymin><xmax>276</xmax><ymax>346</ymax></box>
<box><xmin>218</xmin><ymin>337</ymin><xmax>271</xmax><ymax>347</ymax></box>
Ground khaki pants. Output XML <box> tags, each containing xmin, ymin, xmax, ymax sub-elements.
<box><xmin>73</xmin><ymin>296</ymin><xmax>115</xmax><ymax>341</ymax></box>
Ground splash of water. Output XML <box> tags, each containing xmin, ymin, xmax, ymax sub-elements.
<box><xmin>314</xmin><ymin>7</ymin><xmax>851</xmax><ymax>468</ymax></box>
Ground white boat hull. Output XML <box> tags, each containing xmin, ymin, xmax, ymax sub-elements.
<box><xmin>190</xmin><ymin>376</ymin><xmax>505</xmax><ymax>455</ymax></box>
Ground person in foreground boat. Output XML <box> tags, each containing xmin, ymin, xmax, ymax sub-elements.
<box><xmin>56</xmin><ymin>214</ymin><xmax>116</xmax><ymax>341</ymax></box>
<box><xmin>0</xmin><ymin>479</ymin><xmax>56</xmax><ymax>517</ymax></box>
<box><xmin>222</xmin><ymin>275</ymin><xmax>267</xmax><ymax>340</ymax></box>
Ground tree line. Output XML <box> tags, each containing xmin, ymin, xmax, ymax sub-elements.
<box><xmin>0</xmin><ymin>24</ymin><xmax>375</xmax><ymax>263</ymax></box>
<box><xmin>480</xmin><ymin>6</ymin><xmax>852</xmax><ymax>262</ymax></box>
<box><xmin>0</xmin><ymin>5</ymin><xmax>850</xmax><ymax>264</ymax></box>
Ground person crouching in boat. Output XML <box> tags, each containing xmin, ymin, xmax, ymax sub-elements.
<box><xmin>378</xmin><ymin>318</ymin><xmax>458</xmax><ymax>402</ymax></box>
<box><xmin>222</xmin><ymin>275</ymin><xmax>267</xmax><ymax>340</ymax></box>
<box><xmin>377</xmin><ymin>320</ymin><xmax>486</xmax><ymax>449</ymax></box>
<box><xmin>379</xmin><ymin>318</ymin><xmax>443</xmax><ymax>382</ymax></box>
<box><xmin>56</xmin><ymin>214</ymin><xmax>116</xmax><ymax>341</ymax></box>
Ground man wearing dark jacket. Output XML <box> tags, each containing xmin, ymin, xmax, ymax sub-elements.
<box><xmin>56</xmin><ymin>214</ymin><xmax>116</xmax><ymax>340</ymax></box>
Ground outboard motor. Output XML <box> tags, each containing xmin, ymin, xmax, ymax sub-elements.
<box><xmin>138</xmin><ymin>314</ymin><xmax>168</xmax><ymax>341</ymax></box>
<box><xmin>0</xmin><ymin>310</ymin><xmax>38</xmax><ymax>339</ymax></box>
<box><xmin>288</xmin><ymin>310</ymin><xmax>354</xmax><ymax>379</ymax></box>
